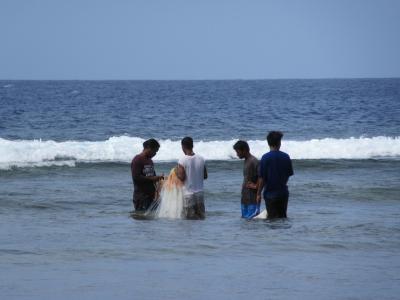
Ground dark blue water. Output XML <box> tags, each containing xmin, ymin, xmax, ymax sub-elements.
<box><xmin>1</xmin><ymin>79</ymin><xmax>399</xmax><ymax>141</ymax></box>
<box><xmin>1</xmin><ymin>80</ymin><xmax>400</xmax><ymax>300</ymax></box>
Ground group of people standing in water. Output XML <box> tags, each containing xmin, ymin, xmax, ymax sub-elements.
<box><xmin>130</xmin><ymin>131</ymin><xmax>293</xmax><ymax>220</ymax></box>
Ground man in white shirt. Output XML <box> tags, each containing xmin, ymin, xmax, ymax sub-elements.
<box><xmin>177</xmin><ymin>137</ymin><xmax>208</xmax><ymax>219</ymax></box>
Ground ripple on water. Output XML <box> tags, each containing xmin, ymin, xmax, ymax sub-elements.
<box><xmin>0</xmin><ymin>249</ymin><xmax>38</xmax><ymax>255</ymax></box>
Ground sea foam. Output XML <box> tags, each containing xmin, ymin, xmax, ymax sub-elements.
<box><xmin>0</xmin><ymin>136</ymin><xmax>399</xmax><ymax>169</ymax></box>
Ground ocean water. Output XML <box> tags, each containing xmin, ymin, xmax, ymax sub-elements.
<box><xmin>1</xmin><ymin>79</ymin><xmax>400</xmax><ymax>299</ymax></box>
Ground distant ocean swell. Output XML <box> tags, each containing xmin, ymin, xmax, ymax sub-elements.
<box><xmin>1</xmin><ymin>136</ymin><xmax>399</xmax><ymax>169</ymax></box>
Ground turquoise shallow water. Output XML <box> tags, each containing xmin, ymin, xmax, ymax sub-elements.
<box><xmin>1</xmin><ymin>80</ymin><xmax>400</xmax><ymax>299</ymax></box>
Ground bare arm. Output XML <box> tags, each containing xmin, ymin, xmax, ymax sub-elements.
<box><xmin>177</xmin><ymin>164</ymin><xmax>186</xmax><ymax>182</ymax></box>
<box><xmin>256</xmin><ymin>177</ymin><xmax>264</xmax><ymax>203</ymax></box>
<box><xmin>245</xmin><ymin>181</ymin><xmax>258</xmax><ymax>190</ymax></box>
<box><xmin>133</xmin><ymin>174</ymin><xmax>163</xmax><ymax>183</ymax></box>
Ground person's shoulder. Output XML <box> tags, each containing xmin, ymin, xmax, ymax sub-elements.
<box><xmin>279</xmin><ymin>151</ymin><xmax>291</xmax><ymax>159</ymax></box>
<box><xmin>195</xmin><ymin>153</ymin><xmax>205</xmax><ymax>161</ymax></box>
<box><xmin>188</xmin><ymin>153</ymin><xmax>204</xmax><ymax>162</ymax></box>
<box><xmin>249</xmin><ymin>154</ymin><xmax>259</xmax><ymax>164</ymax></box>
<box><xmin>261</xmin><ymin>152</ymin><xmax>271</xmax><ymax>160</ymax></box>
<box><xmin>132</xmin><ymin>154</ymin><xmax>142</xmax><ymax>162</ymax></box>
<box><xmin>178</xmin><ymin>155</ymin><xmax>187</xmax><ymax>165</ymax></box>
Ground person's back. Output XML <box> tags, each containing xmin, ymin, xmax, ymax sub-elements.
<box><xmin>179</xmin><ymin>154</ymin><xmax>205</xmax><ymax>195</ymax></box>
<box><xmin>177</xmin><ymin>137</ymin><xmax>207</xmax><ymax>219</ymax></box>
<box><xmin>260</xmin><ymin>150</ymin><xmax>292</xmax><ymax>198</ymax></box>
<box><xmin>257</xmin><ymin>131</ymin><xmax>293</xmax><ymax>219</ymax></box>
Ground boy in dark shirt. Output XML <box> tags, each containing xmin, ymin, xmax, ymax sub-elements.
<box><xmin>257</xmin><ymin>131</ymin><xmax>294</xmax><ymax>219</ymax></box>
<box><xmin>233</xmin><ymin>140</ymin><xmax>260</xmax><ymax>219</ymax></box>
<box><xmin>131</xmin><ymin>139</ymin><xmax>164</xmax><ymax>211</ymax></box>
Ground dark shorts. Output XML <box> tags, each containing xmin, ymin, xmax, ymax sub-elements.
<box><xmin>265</xmin><ymin>195</ymin><xmax>288</xmax><ymax>219</ymax></box>
<box><xmin>133</xmin><ymin>194</ymin><xmax>154</xmax><ymax>211</ymax></box>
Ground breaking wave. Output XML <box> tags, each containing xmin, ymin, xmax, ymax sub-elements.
<box><xmin>1</xmin><ymin>136</ymin><xmax>399</xmax><ymax>169</ymax></box>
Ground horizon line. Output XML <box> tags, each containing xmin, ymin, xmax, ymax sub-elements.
<box><xmin>1</xmin><ymin>76</ymin><xmax>400</xmax><ymax>81</ymax></box>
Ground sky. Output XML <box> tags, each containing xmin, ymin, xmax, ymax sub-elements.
<box><xmin>0</xmin><ymin>0</ymin><xmax>399</xmax><ymax>80</ymax></box>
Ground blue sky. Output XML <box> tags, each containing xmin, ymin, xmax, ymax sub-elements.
<box><xmin>1</xmin><ymin>0</ymin><xmax>399</xmax><ymax>79</ymax></box>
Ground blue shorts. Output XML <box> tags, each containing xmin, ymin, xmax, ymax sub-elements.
<box><xmin>241</xmin><ymin>203</ymin><xmax>260</xmax><ymax>219</ymax></box>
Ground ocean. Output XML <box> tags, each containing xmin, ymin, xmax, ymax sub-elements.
<box><xmin>1</xmin><ymin>79</ymin><xmax>400</xmax><ymax>299</ymax></box>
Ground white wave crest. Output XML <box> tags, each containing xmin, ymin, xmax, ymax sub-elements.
<box><xmin>0</xmin><ymin>136</ymin><xmax>399</xmax><ymax>169</ymax></box>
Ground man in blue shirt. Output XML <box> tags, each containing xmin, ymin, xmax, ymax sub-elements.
<box><xmin>257</xmin><ymin>131</ymin><xmax>294</xmax><ymax>219</ymax></box>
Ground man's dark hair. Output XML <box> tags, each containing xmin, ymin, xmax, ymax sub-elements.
<box><xmin>233</xmin><ymin>140</ymin><xmax>249</xmax><ymax>152</ymax></box>
<box><xmin>143</xmin><ymin>138</ymin><xmax>160</xmax><ymax>150</ymax></box>
<box><xmin>181</xmin><ymin>136</ymin><xmax>193</xmax><ymax>149</ymax></box>
<box><xmin>267</xmin><ymin>131</ymin><xmax>283</xmax><ymax>147</ymax></box>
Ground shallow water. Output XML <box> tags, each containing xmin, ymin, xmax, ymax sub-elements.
<box><xmin>1</xmin><ymin>160</ymin><xmax>399</xmax><ymax>299</ymax></box>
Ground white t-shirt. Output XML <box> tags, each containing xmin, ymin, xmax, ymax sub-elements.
<box><xmin>178</xmin><ymin>154</ymin><xmax>205</xmax><ymax>195</ymax></box>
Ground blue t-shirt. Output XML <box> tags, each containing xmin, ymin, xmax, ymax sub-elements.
<box><xmin>259</xmin><ymin>150</ymin><xmax>294</xmax><ymax>198</ymax></box>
